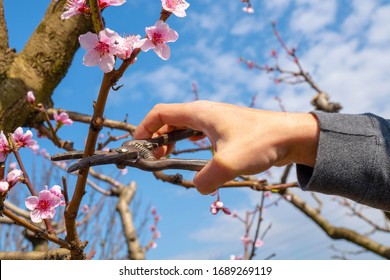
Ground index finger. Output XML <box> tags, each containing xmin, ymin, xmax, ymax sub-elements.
<box><xmin>134</xmin><ymin>102</ymin><xmax>202</xmax><ymax>140</ymax></box>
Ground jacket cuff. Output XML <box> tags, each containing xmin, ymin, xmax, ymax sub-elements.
<box><xmin>296</xmin><ymin>111</ymin><xmax>390</xmax><ymax>211</ymax></box>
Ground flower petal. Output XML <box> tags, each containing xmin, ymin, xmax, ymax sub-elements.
<box><xmin>99</xmin><ymin>54</ymin><xmax>115</xmax><ymax>73</ymax></box>
<box><xmin>154</xmin><ymin>43</ymin><xmax>170</xmax><ymax>60</ymax></box>
<box><xmin>25</xmin><ymin>196</ymin><xmax>39</xmax><ymax>210</ymax></box>
<box><xmin>140</xmin><ymin>39</ymin><xmax>155</xmax><ymax>52</ymax></box>
<box><xmin>83</xmin><ymin>50</ymin><xmax>101</xmax><ymax>67</ymax></box>
<box><xmin>30</xmin><ymin>209</ymin><xmax>43</xmax><ymax>223</ymax></box>
<box><xmin>79</xmin><ymin>32</ymin><xmax>99</xmax><ymax>49</ymax></box>
<box><xmin>0</xmin><ymin>181</ymin><xmax>9</xmax><ymax>192</ymax></box>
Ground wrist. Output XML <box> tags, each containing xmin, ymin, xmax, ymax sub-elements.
<box><xmin>285</xmin><ymin>112</ymin><xmax>320</xmax><ymax>167</ymax></box>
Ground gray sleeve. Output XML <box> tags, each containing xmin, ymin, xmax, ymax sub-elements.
<box><xmin>296</xmin><ymin>111</ymin><xmax>390</xmax><ymax>211</ymax></box>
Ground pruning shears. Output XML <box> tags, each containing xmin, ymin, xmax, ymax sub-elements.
<box><xmin>51</xmin><ymin>129</ymin><xmax>209</xmax><ymax>173</ymax></box>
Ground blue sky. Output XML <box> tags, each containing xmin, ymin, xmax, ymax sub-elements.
<box><xmin>3</xmin><ymin>0</ymin><xmax>390</xmax><ymax>259</ymax></box>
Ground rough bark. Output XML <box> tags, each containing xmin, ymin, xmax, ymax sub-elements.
<box><xmin>0</xmin><ymin>248</ymin><xmax>70</xmax><ymax>260</ymax></box>
<box><xmin>0</xmin><ymin>0</ymin><xmax>93</xmax><ymax>132</ymax></box>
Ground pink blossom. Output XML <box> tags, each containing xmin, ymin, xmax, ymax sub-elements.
<box><xmin>49</xmin><ymin>185</ymin><xmax>66</xmax><ymax>206</ymax></box>
<box><xmin>61</xmin><ymin>0</ymin><xmax>90</xmax><ymax>20</ymax></box>
<box><xmin>61</xmin><ymin>0</ymin><xmax>126</xmax><ymax>19</ymax></box>
<box><xmin>230</xmin><ymin>255</ymin><xmax>243</xmax><ymax>260</ymax></box>
<box><xmin>9</xmin><ymin>162</ymin><xmax>17</xmax><ymax>170</ymax></box>
<box><xmin>141</xmin><ymin>20</ymin><xmax>178</xmax><ymax>60</ymax></box>
<box><xmin>53</xmin><ymin>111</ymin><xmax>74</xmax><ymax>126</ymax></box>
<box><xmin>242</xmin><ymin>6</ymin><xmax>254</xmax><ymax>13</ymax></box>
<box><xmin>40</xmin><ymin>148</ymin><xmax>50</xmax><ymax>158</ymax></box>
<box><xmin>26</xmin><ymin>91</ymin><xmax>35</xmax><ymax>105</ymax></box>
<box><xmin>82</xmin><ymin>204</ymin><xmax>90</xmax><ymax>214</ymax></box>
<box><xmin>30</xmin><ymin>143</ymin><xmax>40</xmax><ymax>154</ymax></box>
<box><xmin>12</xmin><ymin>127</ymin><xmax>37</xmax><ymax>149</ymax></box>
<box><xmin>264</xmin><ymin>191</ymin><xmax>272</xmax><ymax>198</ymax></box>
<box><xmin>161</xmin><ymin>0</ymin><xmax>190</xmax><ymax>17</ymax></box>
<box><xmin>6</xmin><ymin>169</ymin><xmax>23</xmax><ymax>189</ymax></box>
<box><xmin>0</xmin><ymin>131</ymin><xmax>10</xmax><ymax>162</ymax></box>
<box><xmin>151</xmin><ymin>207</ymin><xmax>157</xmax><ymax>215</ymax></box>
<box><xmin>0</xmin><ymin>181</ymin><xmax>9</xmax><ymax>192</ymax></box>
<box><xmin>271</xmin><ymin>49</ymin><xmax>278</xmax><ymax>58</ymax></box>
<box><xmin>99</xmin><ymin>0</ymin><xmax>126</xmax><ymax>9</ymax></box>
<box><xmin>150</xmin><ymin>224</ymin><xmax>156</xmax><ymax>232</ymax></box>
<box><xmin>79</xmin><ymin>28</ymin><xmax>121</xmax><ymax>73</ymax></box>
<box><xmin>240</xmin><ymin>236</ymin><xmax>252</xmax><ymax>246</ymax></box>
<box><xmin>116</xmin><ymin>35</ymin><xmax>145</xmax><ymax>60</ymax></box>
<box><xmin>210</xmin><ymin>200</ymin><xmax>231</xmax><ymax>215</ymax></box>
<box><xmin>255</xmin><ymin>239</ymin><xmax>264</xmax><ymax>247</ymax></box>
<box><xmin>150</xmin><ymin>241</ymin><xmax>158</xmax><ymax>249</ymax></box>
<box><xmin>25</xmin><ymin>190</ymin><xmax>61</xmax><ymax>223</ymax></box>
<box><xmin>153</xmin><ymin>231</ymin><xmax>161</xmax><ymax>239</ymax></box>
<box><xmin>120</xmin><ymin>167</ymin><xmax>128</xmax><ymax>176</ymax></box>
<box><xmin>246</xmin><ymin>60</ymin><xmax>255</xmax><ymax>69</ymax></box>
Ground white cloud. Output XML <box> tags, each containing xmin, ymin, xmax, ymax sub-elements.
<box><xmin>367</xmin><ymin>4</ymin><xmax>390</xmax><ymax>45</ymax></box>
<box><xmin>341</xmin><ymin>1</ymin><xmax>376</xmax><ymax>37</ymax></box>
<box><xmin>231</xmin><ymin>16</ymin><xmax>265</xmax><ymax>36</ymax></box>
<box><xmin>290</xmin><ymin>0</ymin><xmax>337</xmax><ymax>35</ymax></box>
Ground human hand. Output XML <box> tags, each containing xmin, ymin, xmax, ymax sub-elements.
<box><xmin>134</xmin><ymin>101</ymin><xmax>319</xmax><ymax>194</ymax></box>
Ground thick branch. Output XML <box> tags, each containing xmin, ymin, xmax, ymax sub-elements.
<box><xmin>0</xmin><ymin>0</ymin><xmax>8</xmax><ymax>52</ymax></box>
<box><xmin>115</xmin><ymin>181</ymin><xmax>145</xmax><ymax>260</ymax></box>
<box><xmin>0</xmin><ymin>248</ymin><xmax>70</xmax><ymax>260</ymax></box>
<box><xmin>0</xmin><ymin>1</ymin><xmax>93</xmax><ymax>132</ymax></box>
<box><xmin>284</xmin><ymin>189</ymin><xmax>390</xmax><ymax>259</ymax></box>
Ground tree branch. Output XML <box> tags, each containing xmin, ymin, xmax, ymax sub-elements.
<box><xmin>284</xmin><ymin>189</ymin><xmax>390</xmax><ymax>259</ymax></box>
<box><xmin>0</xmin><ymin>0</ymin><xmax>9</xmax><ymax>52</ymax></box>
<box><xmin>0</xmin><ymin>0</ymin><xmax>93</xmax><ymax>132</ymax></box>
<box><xmin>115</xmin><ymin>181</ymin><xmax>145</xmax><ymax>260</ymax></box>
<box><xmin>153</xmin><ymin>171</ymin><xmax>297</xmax><ymax>191</ymax></box>
<box><xmin>0</xmin><ymin>248</ymin><xmax>70</xmax><ymax>260</ymax></box>
<box><xmin>46</xmin><ymin>108</ymin><xmax>137</xmax><ymax>133</ymax></box>
<box><xmin>2</xmin><ymin>209</ymin><xmax>71</xmax><ymax>249</ymax></box>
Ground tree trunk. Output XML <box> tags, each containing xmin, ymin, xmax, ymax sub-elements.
<box><xmin>0</xmin><ymin>0</ymin><xmax>93</xmax><ymax>132</ymax></box>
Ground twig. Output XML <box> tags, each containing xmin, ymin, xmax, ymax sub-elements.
<box><xmin>98</xmin><ymin>132</ymin><xmax>131</xmax><ymax>150</ymax></box>
<box><xmin>38</xmin><ymin>103</ymin><xmax>61</xmax><ymax>145</ymax></box>
<box><xmin>153</xmin><ymin>171</ymin><xmax>297</xmax><ymax>191</ymax></box>
<box><xmin>7</xmin><ymin>134</ymin><xmax>36</xmax><ymax>196</ymax></box>
<box><xmin>249</xmin><ymin>193</ymin><xmax>266</xmax><ymax>259</ymax></box>
<box><xmin>62</xmin><ymin>176</ymin><xmax>69</xmax><ymax>205</ymax></box>
<box><xmin>46</xmin><ymin>108</ymin><xmax>137</xmax><ymax>133</ymax></box>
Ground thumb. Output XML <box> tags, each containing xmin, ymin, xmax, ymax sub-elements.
<box><xmin>193</xmin><ymin>153</ymin><xmax>236</xmax><ymax>195</ymax></box>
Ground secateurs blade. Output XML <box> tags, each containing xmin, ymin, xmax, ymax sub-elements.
<box><xmin>51</xmin><ymin>129</ymin><xmax>209</xmax><ymax>173</ymax></box>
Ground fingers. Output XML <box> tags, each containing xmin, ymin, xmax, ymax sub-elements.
<box><xmin>193</xmin><ymin>153</ymin><xmax>237</xmax><ymax>195</ymax></box>
<box><xmin>134</xmin><ymin>103</ymin><xmax>202</xmax><ymax>140</ymax></box>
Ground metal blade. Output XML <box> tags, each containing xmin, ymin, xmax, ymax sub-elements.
<box><xmin>51</xmin><ymin>150</ymin><xmax>107</xmax><ymax>161</ymax></box>
<box><xmin>67</xmin><ymin>151</ymin><xmax>139</xmax><ymax>173</ymax></box>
